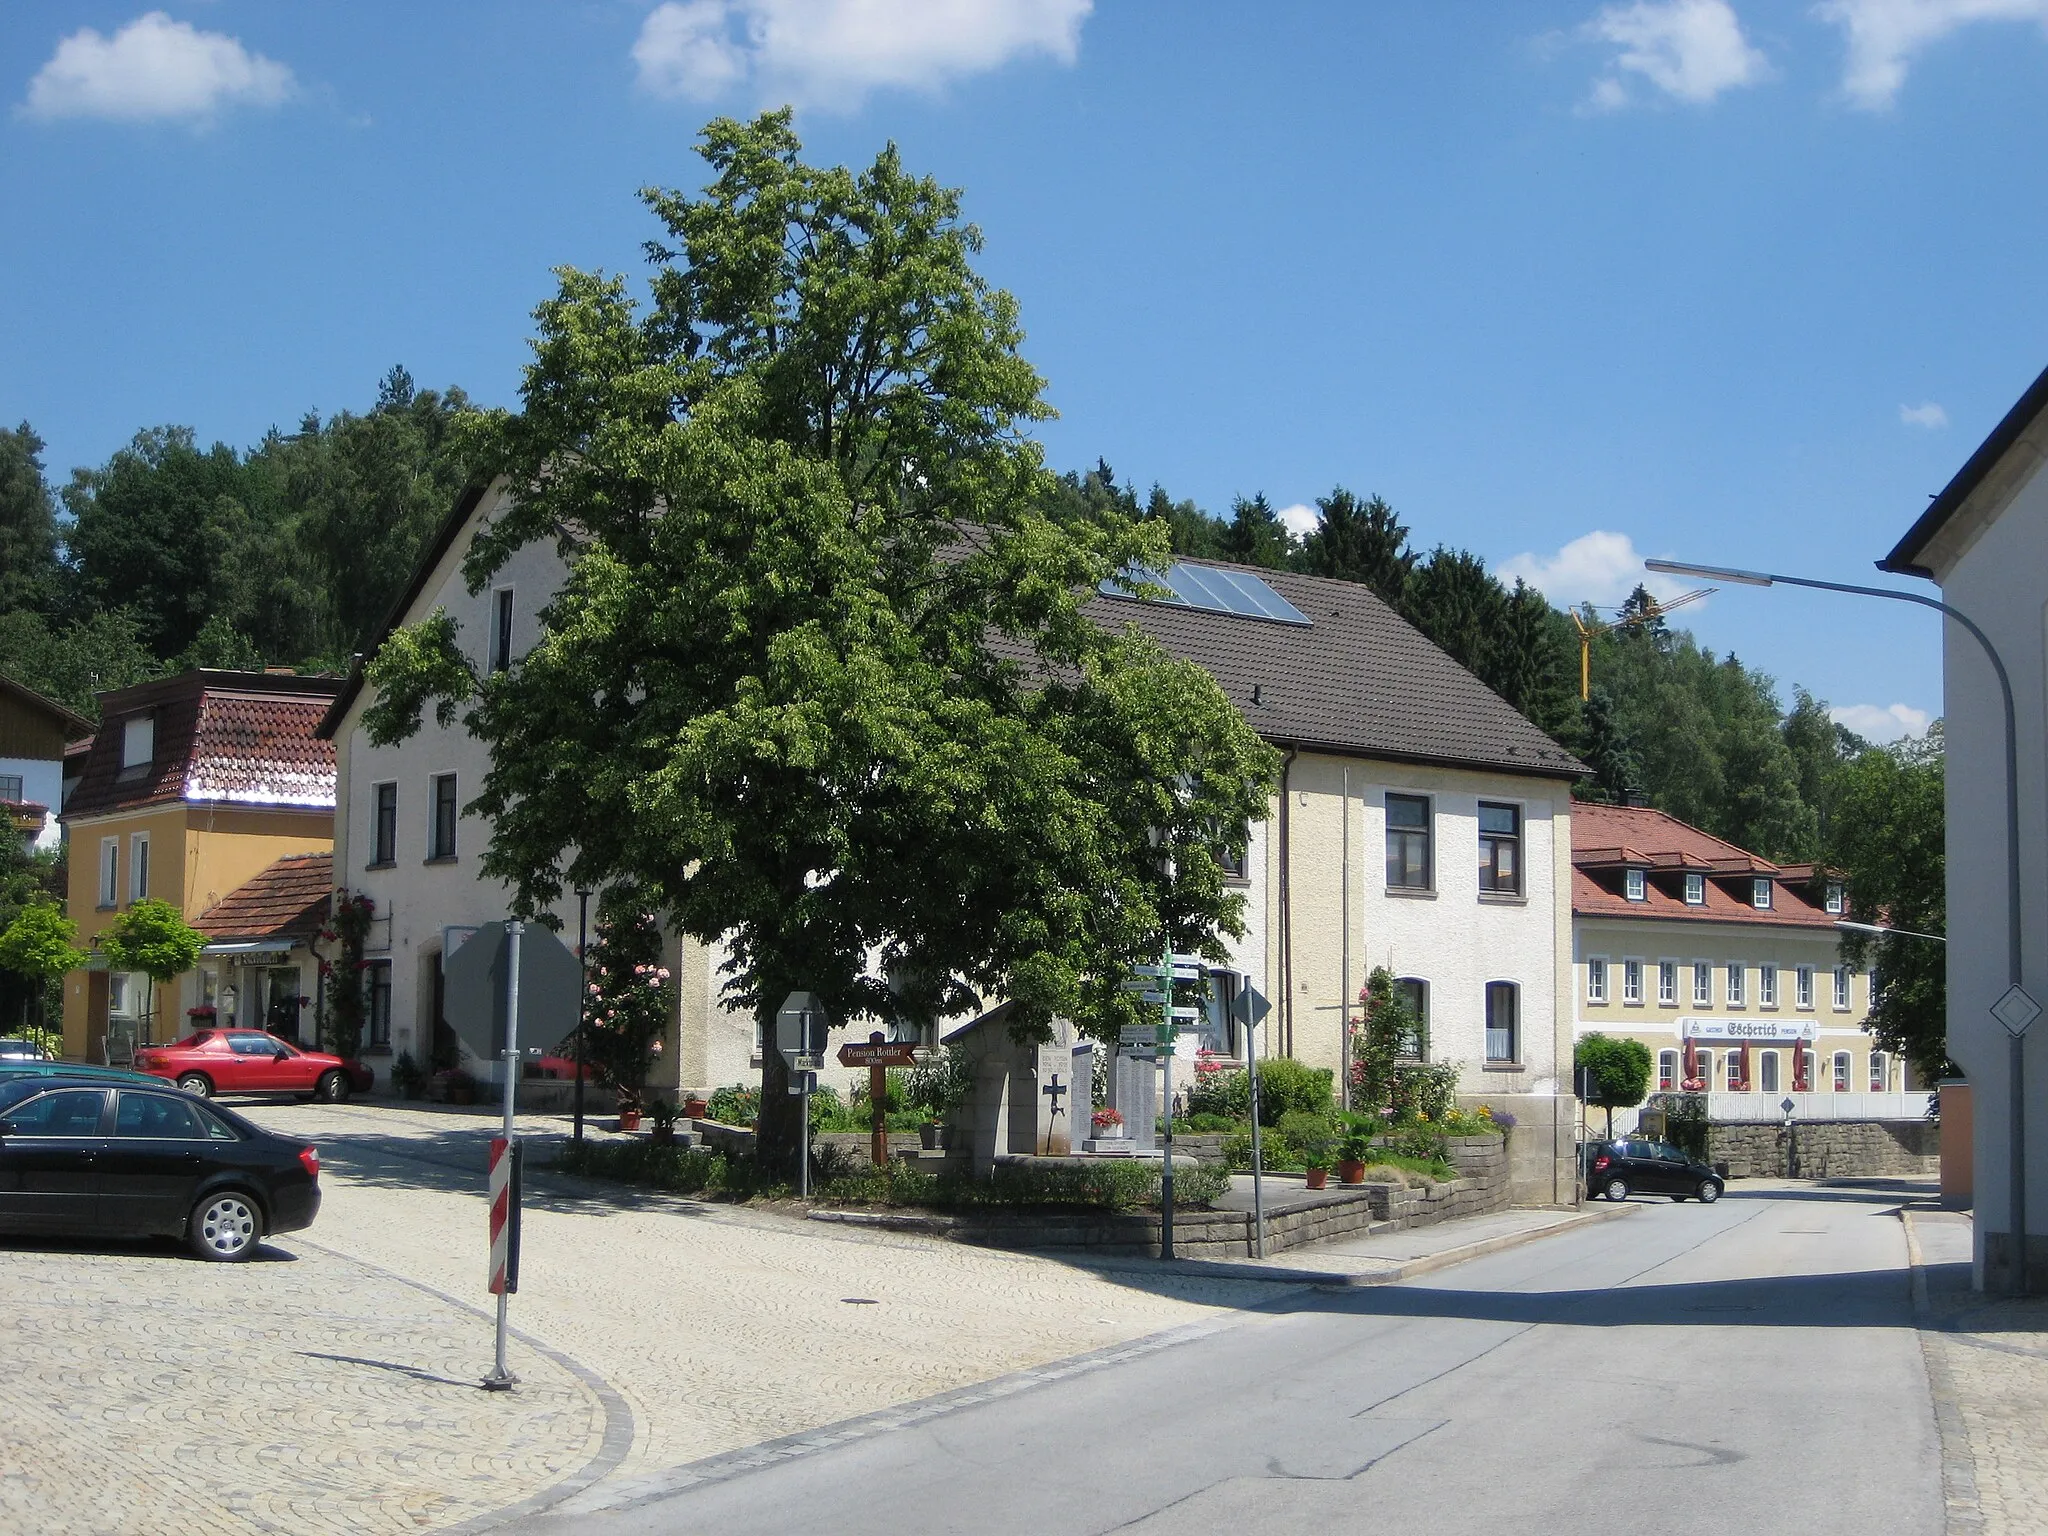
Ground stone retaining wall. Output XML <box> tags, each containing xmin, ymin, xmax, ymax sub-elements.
<box><xmin>1709</xmin><ymin>1118</ymin><xmax>1939</xmax><ymax>1179</ymax></box>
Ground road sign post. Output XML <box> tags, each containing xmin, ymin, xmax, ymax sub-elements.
<box><xmin>482</xmin><ymin>919</ymin><xmax>523</xmax><ymax>1391</ymax></box>
<box><xmin>839</xmin><ymin>1034</ymin><xmax>918</xmax><ymax>1165</ymax></box>
<box><xmin>1235</xmin><ymin>981</ymin><xmax>1272</xmax><ymax>1258</ymax></box>
<box><xmin>778</xmin><ymin>993</ymin><xmax>832</xmax><ymax>1197</ymax></box>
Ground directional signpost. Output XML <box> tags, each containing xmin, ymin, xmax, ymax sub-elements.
<box><xmin>777</xmin><ymin>992</ymin><xmax>831</xmax><ymax>1196</ymax></box>
<box><xmin>442</xmin><ymin>920</ymin><xmax>582</xmax><ymax>1391</ymax></box>
<box><xmin>840</xmin><ymin>1032</ymin><xmax>918</xmax><ymax>1165</ymax></box>
<box><xmin>1235</xmin><ymin>980</ymin><xmax>1273</xmax><ymax>1257</ymax></box>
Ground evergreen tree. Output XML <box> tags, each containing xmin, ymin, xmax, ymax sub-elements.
<box><xmin>1297</xmin><ymin>487</ymin><xmax>1415</xmax><ymax>607</ymax></box>
<box><xmin>0</xmin><ymin>424</ymin><xmax>64</xmax><ymax>617</ymax></box>
<box><xmin>1219</xmin><ymin>492</ymin><xmax>1295</xmax><ymax>569</ymax></box>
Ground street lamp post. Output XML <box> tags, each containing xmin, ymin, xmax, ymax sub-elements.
<box><xmin>1648</xmin><ymin>557</ymin><xmax>2037</xmax><ymax>1292</ymax></box>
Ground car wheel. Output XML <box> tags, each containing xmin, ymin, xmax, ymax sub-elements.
<box><xmin>1603</xmin><ymin>1177</ymin><xmax>1630</xmax><ymax>1202</ymax></box>
<box><xmin>188</xmin><ymin>1191</ymin><xmax>262</xmax><ymax>1262</ymax></box>
<box><xmin>315</xmin><ymin>1070</ymin><xmax>350</xmax><ymax>1104</ymax></box>
<box><xmin>1697</xmin><ymin>1179</ymin><xmax>1722</xmax><ymax>1204</ymax></box>
<box><xmin>176</xmin><ymin>1073</ymin><xmax>213</xmax><ymax>1098</ymax></box>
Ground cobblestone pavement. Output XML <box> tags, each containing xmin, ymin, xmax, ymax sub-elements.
<box><xmin>1908</xmin><ymin>1206</ymin><xmax>2048</xmax><ymax>1534</ymax></box>
<box><xmin>0</xmin><ymin>1098</ymin><xmax>1296</xmax><ymax>1534</ymax></box>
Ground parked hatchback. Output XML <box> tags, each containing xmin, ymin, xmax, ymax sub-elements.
<box><xmin>1587</xmin><ymin>1138</ymin><xmax>1724</xmax><ymax>1204</ymax></box>
<box><xmin>0</xmin><ymin>1074</ymin><xmax>321</xmax><ymax>1260</ymax></box>
<box><xmin>132</xmin><ymin>1030</ymin><xmax>374</xmax><ymax>1102</ymax></box>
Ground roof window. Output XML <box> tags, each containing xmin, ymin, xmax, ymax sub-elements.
<box><xmin>1684</xmin><ymin>872</ymin><xmax>1705</xmax><ymax>905</ymax></box>
<box><xmin>1752</xmin><ymin>877</ymin><xmax>1773</xmax><ymax>910</ymax></box>
<box><xmin>119</xmin><ymin>713</ymin><xmax>155</xmax><ymax>780</ymax></box>
<box><xmin>1625</xmin><ymin>869</ymin><xmax>1646</xmax><ymax>902</ymax></box>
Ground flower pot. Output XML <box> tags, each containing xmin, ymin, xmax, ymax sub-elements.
<box><xmin>1338</xmin><ymin>1159</ymin><xmax>1367</xmax><ymax>1185</ymax></box>
<box><xmin>682</xmin><ymin>1097</ymin><xmax>708</xmax><ymax>1120</ymax></box>
<box><xmin>919</xmin><ymin>1121</ymin><xmax>941</xmax><ymax>1152</ymax></box>
<box><xmin>447</xmin><ymin>1085</ymin><xmax>474</xmax><ymax>1106</ymax></box>
<box><xmin>618</xmin><ymin>1109</ymin><xmax>643</xmax><ymax>1132</ymax></box>
<box><xmin>1304</xmin><ymin>1167</ymin><xmax>1329</xmax><ymax>1190</ymax></box>
<box><xmin>652</xmin><ymin>1124</ymin><xmax>674</xmax><ymax>1146</ymax></box>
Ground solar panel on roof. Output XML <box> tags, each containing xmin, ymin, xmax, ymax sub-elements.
<box><xmin>1099</xmin><ymin>562</ymin><xmax>1312</xmax><ymax>626</ymax></box>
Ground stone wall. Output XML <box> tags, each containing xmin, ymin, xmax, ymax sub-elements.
<box><xmin>1709</xmin><ymin>1118</ymin><xmax>1939</xmax><ymax>1179</ymax></box>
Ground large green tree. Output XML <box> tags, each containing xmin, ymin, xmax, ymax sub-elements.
<box><xmin>1296</xmin><ymin>487</ymin><xmax>1415</xmax><ymax>607</ymax></box>
<box><xmin>1828</xmin><ymin>728</ymin><xmax>1947</xmax><ymax>1082</ymax></box>
<box><xmin>0</xmin><ymin>423</ymin><xmax>65</xmax><ymax>617</ymax></box>
<box><xmin>362</xmin><ymin>113</ymin><xmax>1277</xmax><ymax>1172</ymax></box>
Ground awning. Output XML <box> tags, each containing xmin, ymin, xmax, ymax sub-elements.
<box><xmin>199</xmin><ymin>940</ymin><xmax>300</xmax><ymax>958</ymax></box>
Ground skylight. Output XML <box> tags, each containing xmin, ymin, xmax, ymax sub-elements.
<box><xmin>1099</xmin><ymin>562</ymin><xmax>1312</xmax><ymax>626</ymax></box>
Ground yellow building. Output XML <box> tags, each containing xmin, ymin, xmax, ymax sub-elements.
<box><xmin>1571</xmin><ymin>800</ymin><xmax>1914</xmax><ymax>1126</ymax></box>
<box><xmin>60</xmin><ymin>670</ymin><xmax>340</xmax><ymax>1062</ymax></box>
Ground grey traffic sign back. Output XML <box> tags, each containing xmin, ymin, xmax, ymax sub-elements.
<box><xmin>1234</xmin><ymin>981</ymin><xmax>1271</xmax><ymax>1029</ymax></box>
<box><xmin>442</xmin><ymin>921</ymin><xmax>584</xmax><ymax>1061</ymax></box>
<box><xmin>776</xmin><ymin>991</ymin><xmax>831</xmax><ymax>1069</ymax></box>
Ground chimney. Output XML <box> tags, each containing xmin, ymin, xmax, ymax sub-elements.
<box><xmin>1624</xmin><ymin>789</ymin><xmax>1651</xmax><ymax>809</ymax></box>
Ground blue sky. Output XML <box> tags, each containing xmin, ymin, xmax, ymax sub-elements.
<box><xmin>5</xmin><ymin>1</ymin><xmax>2047</xmax><ymax>740</ymax></box>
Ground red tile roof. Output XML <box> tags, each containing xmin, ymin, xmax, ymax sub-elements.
<box><xmin>1571</xmin><ymin>802</ymin><xmax>1837</xmax><ymax>929</ymax></box>
<box><xmin>63</xmin><ymin>671</ymin><xmax>341</xmax><ymax>820</ymax></box>
<box><xmin>192</xmin><ymin>852</ymin><xmax>333</xmax><ymax>942</ymax></box>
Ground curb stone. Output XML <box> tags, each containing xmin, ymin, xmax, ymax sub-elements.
<box><xmin>1902</xmin><ymin>1208</ymin><xmax>1987</xmax><ymax>1535</ymax></box>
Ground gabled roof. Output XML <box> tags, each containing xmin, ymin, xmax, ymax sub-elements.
<box><xmin>1882</xmin><ymin>360</ymin><xmax>2048</xmax><ymax>579</ymax></box>
<box><xmin>1569</xmin><ymin>801</ymin><xmax>1837</xmax><ymax>929</ymax></box>
<box><xmin>1087</xmin><ymin>559</ymin><xmax>1584</xmax><ymax>779</ymax></box>
<box><xmin>323</xmin><ymin>484</ymin><xmax>1583</xmax><ymax>781</ymax></box>
<box><xmin>192</xmin><ymin>852</ymin><xmax>333</xmax><ymax>943</ymax></box>
<box><xmin>64</xmin><ymin>671</ymin><xmax>342</xmax><ymax>821</ymax></box>
<box><xmin>0</xmin><ymin>671</ymin><xmax>93</xmax><ymax>740</ymax></box>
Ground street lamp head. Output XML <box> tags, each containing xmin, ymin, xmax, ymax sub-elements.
<box><xmin>1834</xmin><ymin>919</ymin><xmax>1886</xmax><ymax>936</ymax></box>
<box><xmin>1645</xmin><ymin>558</ymin><xmax>1774</xmax><ymax>588</ymax></box>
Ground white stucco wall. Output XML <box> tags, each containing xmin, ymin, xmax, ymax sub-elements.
<box><xmin>1</xmin><ymin>755</ymin><xmax>63</xmax><ymax>849</ymax></box>
<box><xmin>1923</xmin><ymin>443</ymin><xmax>2048</xmax><ymax>1288</ymax></box>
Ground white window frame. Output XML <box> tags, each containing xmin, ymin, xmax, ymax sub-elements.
<box><xmin>128</xmin><ymin>832</ymin><xmax>150</xmax><ymax>905</ymax></box>
<box><xmin>120</xmin><ymin>713</ymin><xmax>154</xmax><ymax>771</ymax></box>
<box><xmin>98</xmin><ymin>836</ymin><xmax>119</xmax><ymax>908</ymax></box>
<box><xmin>1752</xmin><ymin>877</ymin><xmax>1773</xmax><ymax>910</ymax></box>
<box><xmin>1622</xmin><ymin>959</ymin><xmax>1643</xmax><ymax>1006</ymax></box>
<box><xmin>1684</xmin><ymin>872</ymin><xmax>1705</xmax><ymax>905</ymax></box>
<box><xmin>1796</xmin><ymin>965</ymin><xmax>1814</xmax><ymax>1010</ymax></box>
<box><xmin>1586</xmin><ymin>957</ymin><xmax>1608</xmax><ymax>1005</ymax></box>
<box><xmin>1833</xmin><ymin>966</ymin><xmax>1851</xmax><ymax>1010</ymax></box>
<box><xmin>1870</xmin><ymin>1051</ymin><xmax>1889</xmax><ymax>1092</ymax></box>
<box><xmin>1625</xmin><ymin>868</ymin><xmax>1647</xmax><ymax>902</ymax></box>
<box><xmin>1693</xmin><ymin>960</ymin><xmax>1712</xmax><ymax>1007</ymax></box>
<box><xmin>1727</xmin><ymin>963</ymin><xmax>1746</xmax><ymax>1007</ymax></box>
<box><xmin>1658</xmin><ymin>1050</ymin><xmax>1678</xmax><ymax>1091</ymax></box>
<box><xmin>1658</xmin><ymin>960</ymin><xmax>1678</xmax><ymax>1006</ymax></box>
<box><xmin>1826</xmin><ymin>881</ymin><xmax>1844</xmax><ymax>914</ymax></box>
<box><xmin>1696</xmin><ymin>1049</ymin><xmax>1715</xmax><ymax>1089</ymax></box>
<box><xmin>1833</xmin><ymin>1051</ymin><xmax>1852</xmax><ymax>1092</ymax></box>
<box><xmin>1759</xmin><ymin>1050</ymin><xmax>1781</xmax><ymax>1094</ymax></box>
<box><xmin>1759</xmin><ymin>963</ymin><xmax>1778</xmax><ymax>1008</ymax></box>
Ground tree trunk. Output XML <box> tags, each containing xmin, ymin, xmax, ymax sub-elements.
<box><xmin>755</xmin><ymin>1001</ymin><xmax>804</xmax><ymax>1178</ymax></box>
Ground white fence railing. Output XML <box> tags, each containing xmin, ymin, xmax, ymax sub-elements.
<box><xmin>1701</xmin><ymin>1091</ymin><xmax>1934</xmax><ymax>1123</ymax></box>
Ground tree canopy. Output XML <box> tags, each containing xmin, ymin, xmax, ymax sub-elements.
<box><xmin>361</xmin><ymin>111</ymin><xmax>1277</xmax><ymax>1170</ymax></box>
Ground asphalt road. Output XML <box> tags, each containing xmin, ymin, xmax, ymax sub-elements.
<box><xmin>522</xmin><ymin>1182</ymin><xmax>1940</xmax><ymax>1536</ymax></box>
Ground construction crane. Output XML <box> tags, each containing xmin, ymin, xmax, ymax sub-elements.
<box><xmin>1569</xmin><ymin>587</ymin><xmax>1714</xmax><ymax>701</ymax></box>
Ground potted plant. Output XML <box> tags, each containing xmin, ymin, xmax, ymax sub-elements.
<box><xmin>681</xmin><ymin>1093</ymin><xmax>709</xmax><ymax>1120</ymax></box>
<box><xmin>617</xmin><ymin>1086</ymin><xmax>644</xmax><ymax>1133</ymax></box>
<box><xmin>1279</xmin><ymin>1111</ymin><xmax>1336</xmax><ymax>1189</ymax></box>
<box><xmin>439</xmin><ymin>1068</ymin><xmax>476</xmax><ymax>1106</ymax></box>
<box><xmin>1091</xmin><ymin>1107</ymin><xmax>1126</xmax><ymax>1139</ymax></box>
<box><xmin>649</xmin><ymin>1098</ymin><xmax>678</xmax><ymax>1145</ymax></box>
<box><xmin>391</xmin><ymin>1051</ymin><xmax>427</xmax><ymax>1101</ymax></box>
<box><xmin>1337</xmin><ymin>1130</ymin><xmax>1373</xmax><ymax>1185</ymax></box>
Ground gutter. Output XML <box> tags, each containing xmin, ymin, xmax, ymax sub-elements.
<box><xmin>1277</xmin><ymin>745</ymin><xmax>1298</xmax><ymax>1057</ymax></box>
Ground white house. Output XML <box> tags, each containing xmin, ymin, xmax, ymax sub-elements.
<box><xmin>324</xmin><ymin>483</ymin><xmax>1583</xmax><ymax>1200</ymax></box>
<box><xmin>1881</xmin><ymin>359</ymin><xmax>2048</xmax><ymax>1292</ymax></box>
<box><xmin>0</xmin><ymin>672</ymin><xmax>89</xmax><ymax>852</ymax></box>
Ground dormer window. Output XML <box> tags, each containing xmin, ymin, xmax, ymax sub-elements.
<box><xmin>1625</xmin><ymin>869</ymin><xmax>1646</xmax><ymax>902</ymax></box>
<box><xmin>1752</xmin><ymin>878</ymin><xmax>1773</xmax><ymax>910</ymax></box>
<box><xmin>1684</xmin><ymin>872</ymin><xmax>1705</xmax><ymax>905</ymax></box>
<box><xmin>1825</xmin><ymin>881</ymin><xmax>1844</xmax><ymax>915</ymax></box>
<box><xmin>118</xmin><ymin>713</ymin><xmax>154</xmax><ymax>781</ymax></box>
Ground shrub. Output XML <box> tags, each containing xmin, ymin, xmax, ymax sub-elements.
<box><xmin>1388</xmin><ymin>1061</ymin><xmax>1460</xmax><ymax>1123</ymax></box>
<box><xmin>1256</xmin><ymin>1059</ymin><xmax>1334</xmax><ymax>1125</ymax></box>
<box><xmin>1187</xmin><ymin>1056</ymin><xmax>1252</xmax><ymax>1120</ymax></box>
<box><xmin>1277</xmin><ymin>1110</ymin><xmax>1337</xmax><ymax>1168</ymax></box>
<box><xmin>705</xmin><ymin>1082</ymin><xmax>760</xmax><ymax>1126</ymax></box>
<box><xmin>905</xmin><ymin>1044</ymin><xmax>976</xmax><ymax>1118</ymax></box>
<box><xmin>1388</xmin><ymin>1122</ymin><xmax>1449</xmax><ymax>1163</ymax></box>
<box><xmin>1183</xmin><ymin>1112</ymin><xmax>1239</xmax><ymax>1133</ymax></box>
<box><xmin>1576</xmin><ymin>1033</ymin><xmax>1652</xmax><ymax>1111</ymax></box>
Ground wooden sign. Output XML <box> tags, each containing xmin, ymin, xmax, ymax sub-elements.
<box><xmin>838</xmin><ymin>1040</ymin><xmax>919</xmax><ymax>1068</ymax></box>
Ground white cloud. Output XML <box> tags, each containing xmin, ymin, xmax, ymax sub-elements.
<box><xmin>1830</xmin><ymin>701</ymin><xmax>1933</xmax><ymax>741</ymax></box>
<box><xmin>1816</xmin><ymin>0</ymin><xmax>2048</xmax><ymax>110</ymax></box>
<box><xmin>20</xmin><ymin>11</ymin><xmax>294</xmax><ymax>123</ymax></box>
<box><xmin>1583</xmin><ymin>0</ymin><xmax>1770</xmax><ymax>108</ymax></box>
<box><xmin>1500</xmin><ymin>530</ymin><xmax>1691</xmax><ymax>609</ymax></box>
<box><xmin>1275</xmin><ymin>502</ymin><xmax>1319</xmax><ymax>539</ymax></box>
<box><xmin>632</xmin><ymin>0</ymin><xmax>1091</xmax><ymax>110</ymax></box>
<box><xmin>1900</xmin><ymin>400</ymin><xmax>1949</xmax><ymax>428</ymax></box>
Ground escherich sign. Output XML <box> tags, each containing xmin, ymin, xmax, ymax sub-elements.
<box><xmin>1679</xmin><ymin>1018</ymin><xmax>1816</xmax><ymax>1043</ymax></box>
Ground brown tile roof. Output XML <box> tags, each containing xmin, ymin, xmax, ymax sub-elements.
<box><xmin>1570</xmin><ymin>802</ymin><xmax>1837</xmax><ymax>929</ymax></box>
<box><xmin>64</xmin><ymin>671</ymin><xmax>342</xmax><ymax>820</ymax></box>
<box><xmin>1087</xmin><ymin>560</ymin><xmax>1585</xmax><ymax>779</ymax></box>
<box><xmin>192</xmin><ymin>852</ymin><xmax>333</xmax><ymax>942</ymax></box>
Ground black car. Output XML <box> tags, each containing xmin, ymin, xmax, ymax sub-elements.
<box><xmin>0</xmin><ymin>1074</ymin><xmax>321</xmax><ymax>1261</ymax></box>
<box><xmin>1587</xmin><ymin>1137</ymin><xmax>1723</xmax><ymax>1204</ymax></box>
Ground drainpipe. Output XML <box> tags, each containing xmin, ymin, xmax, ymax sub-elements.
<box><xmin>1277</xmin><ymin>747</ymin><xmax>1298</xmax><ymax>1058</ymax></box>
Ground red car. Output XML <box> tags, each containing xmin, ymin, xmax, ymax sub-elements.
<box><xmin>133</xmin><ymin>1030</ymin><xmax>375</xmax><ymax>1103</ymax></box>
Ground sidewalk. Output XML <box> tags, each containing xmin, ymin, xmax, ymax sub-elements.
<box><xmin>1907</xmin><ymin>1205</ymin><xmax>2048</xmax><ymax>1534</ymax></box>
